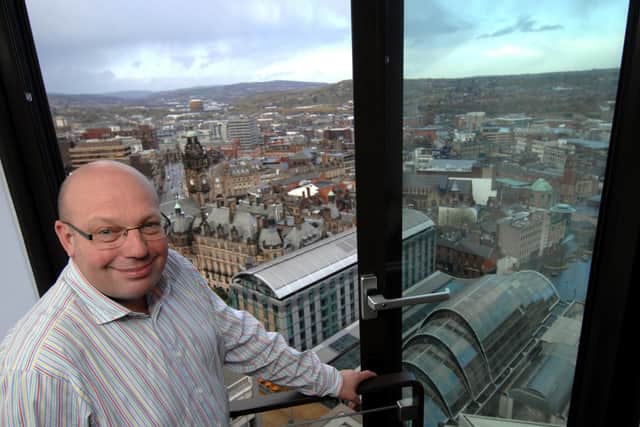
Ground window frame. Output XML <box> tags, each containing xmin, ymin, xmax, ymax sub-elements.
<box><xmin>0</xmin><ymin>0</ymin><xmax>67</xmax><ymax>295</ymax></box>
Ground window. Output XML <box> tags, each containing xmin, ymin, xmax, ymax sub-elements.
<box><xmin>352</xmin><ymin>0</ymin><xmax>640</xmax><ymax>426</ymax></box>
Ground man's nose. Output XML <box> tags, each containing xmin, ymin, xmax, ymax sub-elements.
<box><xmin>121</xmin><ymin>228</ymin><xmax>149</xmax><ymax>257</ymax></box>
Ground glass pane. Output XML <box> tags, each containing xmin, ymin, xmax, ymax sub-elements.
<box><xmin>402</xmin><ymin>1</ymin><xmax>629</xmax><ymax>426</ymax></box>
<box><xmin>25</xmin><ymin>0</ymin><xmax>361</xmax><ymax>423</ymax></box>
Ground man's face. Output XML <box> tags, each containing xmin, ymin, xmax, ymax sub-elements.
<box><xmin>55</xmin><ymin>167</ymin><xmax>168</xmax><ymax>311</ymax></box>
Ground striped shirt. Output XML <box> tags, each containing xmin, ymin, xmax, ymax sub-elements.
<box><xmin>0</xmin><ymin>249</ymin><xmax>341</xmax><ymax>426</ymax></box>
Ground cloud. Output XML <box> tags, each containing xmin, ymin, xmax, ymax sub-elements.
<box><xmin>482</xmin><ymin>44</ymin><xmax>543</xmax><ymax>58</ymax></box>
<box><xmin>478</xmin><ymin>15</ymin><xmax>564</xmax><ymax>38</ymax></box>
<box><xmin>25</xmin><ymin>0</ymin><xmax>352</xmax><ymax>93</ymax></box>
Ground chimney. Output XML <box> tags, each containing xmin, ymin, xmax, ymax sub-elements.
<box><xmin>306</xmin><ymin>186</ymin><xmax>311</xmax><ymax>198</ymax></box>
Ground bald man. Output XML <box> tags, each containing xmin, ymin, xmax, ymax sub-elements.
<box><xmin>0</xmin><ymin>161</ymin><xmax>374</xmax><ymax>426</ymax></box>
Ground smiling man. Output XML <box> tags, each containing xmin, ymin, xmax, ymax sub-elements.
<box><xmin>0</xmin><ymin>161</ymin><xmax>373</xmax><ymax>426</ymax></box>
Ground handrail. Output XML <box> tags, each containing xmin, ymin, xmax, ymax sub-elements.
<box><xmin>229</xmin><ymin>371</ymin><xmax>424</xmax><ymax>426</ymax></box>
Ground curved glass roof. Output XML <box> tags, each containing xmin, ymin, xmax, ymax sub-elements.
<box><xmin>509</xmin><ymin>342</ymin><xmax>576</xmax><ymax>416</ymax></box>
<box><xmin>404</xmin><ymin>339</ymin><xmax>470</xmax><ymax>415</ymax></box>
<box><xmin>406</xmin><ymin>316</ymin><xmax>491</xmax><ymax>398</ymax></box>
<box><xmin>423</xmin><ymin>271</ymin><xmax>558</xmax><ymax>353</ymax></box>
<box><xmin>403</xmin><ymin>270</ymin><xmax>561</xmax><ymax>421</ymax></box>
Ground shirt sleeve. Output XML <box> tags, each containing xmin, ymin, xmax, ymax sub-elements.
<box><xmin>169</xmin><ymin>250</ymin><xmax>343</xmax><ymax>398</ymax></box>
<box><xmin>0</xmin><ymin>370</ymin><xmax>92</xmax><ymax>426</ymax></box>
<box><xmin>213</xmin><ymin>297</ymin><xmax>343</xmax><ymax>397</ymax></box>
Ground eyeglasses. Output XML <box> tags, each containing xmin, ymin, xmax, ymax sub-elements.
<box><xmin>61</xmin><ymin>213</ymin><xmax>171</xmax><ymax>250</ymax></box>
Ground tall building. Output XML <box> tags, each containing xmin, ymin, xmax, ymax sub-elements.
<box><xmin>231</xmin><ymin>229</ymin><xmax>359</xmax><ymax>351</ymax></box>
<box><xmin>497</xmin><ymin>211</ymin><xmax>544</xmax><ymax>261</ymax></box>
<box><xmin>465</xmin><ymin>112</ymin><xmax>486</xmax><ymax>132</ymax></box>
<box><xmin>227</xmin><ymin>118</ymin><xmax>260</xmax><ymax>152</ymax></box>
<box><xmin>189</xmin><ymin>99</ymin><xmax>204</xmax><ymax>112</ymax></box>
<box><xmin>402</xmin><ymin>208</ymin><xmax>436</xmax><ymax>290</ymax></box>
<box><xmin>182</xmin><ymin>131</ymin><xmax>211</xmax><ymax>206</ymax></box>
<box><xmin>68</xmin><ymin>139</ymin><xmax>131</xmax><ymax>169</ymax></box>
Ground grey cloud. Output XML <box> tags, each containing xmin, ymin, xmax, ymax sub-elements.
<box><xmin>26</xmin><ymin>0</ymin><xmax>353</xmax><ymax>92</ymax></box>
<box><xmin>478</xmin><ymin>15</ymin><xmax>563</xmax><ymax>38</ymax></box>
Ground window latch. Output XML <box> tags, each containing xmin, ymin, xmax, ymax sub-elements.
<box><xmin>360</xmin><ymin>274</ymin><xmax>450</xmax><ymax>320</ymax></box>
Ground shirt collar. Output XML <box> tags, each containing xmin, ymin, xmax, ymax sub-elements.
<box><xmin>62</xmin><ymin>259</ymin><xmax>170</xmax><ymax>325</ymax></box>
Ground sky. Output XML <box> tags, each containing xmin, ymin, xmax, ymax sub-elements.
<box><xmin>25</xmin><ymin>0</ymin><xmax>629</xmax><ymax>94</ymax></box>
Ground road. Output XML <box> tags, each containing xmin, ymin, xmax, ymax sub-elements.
<box><xmin>161</xmin><ymin>161</ymin><xmax>185</xmax><ymax>203</ymax></box>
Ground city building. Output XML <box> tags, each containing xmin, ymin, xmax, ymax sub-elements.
<box><xmin>68</xmin><ymin>139</ymin><xmax>132</xmax><ymax>169</ymax></box>
<box><xmin>113</xmin><ymin>125</ymin><xmax>159</xmax><ymax>150</ymax></box>
<box><xmin>436</xmin><ymin>235</ymin><xmax>497</xmax><ymax>278</ymax></box>
<box><xmin>227</xmin><ymin>118</ymin><xmax>260</xmax><ymax>152</ymax></box>
<box><xmin>529</xmin><ymin>178</ymin><xmax>554</xmax><ymax>209</ymax></box>
<box><xmin>559</xmin><ymin>155</ymin><xmax>599</xmax><ymax>204</ymax></box>
<box><xmin>231</xmin><ymin>229</ymin><xmax>359</xmax><ymax>351</ymax></box>
<box><xmin>164</xmin><ymin>199</ymin><xmax>292</xmax><ymax>290</ymax></box>
<box><xmin>210</xmin><ymin>161</ymin><xmax>263</xmax><ymax>199</ymax></box>
<box><xmin>189</xmin><ymin>99</ymin><xmax>204</xmax><ymax>112</ymax></box>
<box><xmin>182</xmin><ymin>131</ymin><xmax>212</xmax><ymax>206</ymax></box>
<box><xmin>565</xmin><ymin>139</ymin><xmax>609</xmax><ymax>178</ymax></box>
<box><xmin>402</xmin><ymin>208</ymin><xmax>437</xmax><ymax>290</ymax></box>
<box><xmin>482</xmin><ymin>126</ymin><xmax>515</xmax><ymax>154</ymax></box>
<box><xmin>323</xmin><ymin>127</ymin><xmax>353</xmax><ymax>142</ymax></box>
<box><xmin>403</xmin><ymin>174</ymin><xmax>475</xmax><ymax>211</ymax></box>
<box><xmin>497</xmin><ymin>211</ymin><xmax>545</xmax><ymax>261</ymax></box>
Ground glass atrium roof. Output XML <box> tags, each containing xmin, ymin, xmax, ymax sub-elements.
<box><xmin>403</xmin><ymin>270</ymin><xmax>561</xmax><ymax>422</ymax></box>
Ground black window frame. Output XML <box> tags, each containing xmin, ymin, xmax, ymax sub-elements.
<box><xmin>0</xmin><ymin>0</ymin><xmax>67</xmax><ymax>295</ymax></box>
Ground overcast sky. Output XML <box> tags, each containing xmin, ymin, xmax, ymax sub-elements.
<box><xmin>25</xmin><ymin>0</ymin><xmax>629</xmax><ymax>94</ymax></box>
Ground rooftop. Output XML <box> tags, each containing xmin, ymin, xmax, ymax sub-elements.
<box><xmin>403</xmin><ymin>208</ymin><xmax>435</xmax><ymax>240</ymax></box>
<box><xmin>233</xmin><ymin>229</ymin><xmax>357</xmax><ymax>299</ymax></box>
<box><xmin>419</xmin><ymin>159</ymin><xmax>477</xmax><ymax>173</ymax></box>
<box><xmin>566</xmin><ymin>138</ymin><xmax>609</xmax><ymax>150</ymax></box>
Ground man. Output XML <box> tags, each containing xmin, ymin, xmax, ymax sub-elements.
<box><xmin>0</xmin><ymin>161</ymin><xmax>374</xmax><ymax>426</ymax></box>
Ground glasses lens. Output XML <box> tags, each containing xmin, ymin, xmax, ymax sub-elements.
<box><xmin>92</xmin><ymin>217</ymin><xmax>170</xmax><ymax>249</ymax></box>
<box><xmin>140</xmin><ymin>223</ymin><xmax>163</xmax><ymax>239</ymax></box>
<box><xmin>93</xmin><ymin>226</ymin><xmax>124</xmax><ymax>244</ymax></box>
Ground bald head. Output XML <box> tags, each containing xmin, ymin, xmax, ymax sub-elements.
<box><xmin>58</xmin><ymin>161</ymin><xmax>158</xmax><ymax>221</ymax></box>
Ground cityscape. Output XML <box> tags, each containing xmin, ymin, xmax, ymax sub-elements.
<box><xmin>47</xmin><ymin>67</ymin><xmax>614</xmax><ymax>427</ymax></box>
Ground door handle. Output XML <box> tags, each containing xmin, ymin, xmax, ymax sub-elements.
<box><xmin>360</xmin><ymin>274</ymin><xmax>450</xmax><ymax>320</ymax></box>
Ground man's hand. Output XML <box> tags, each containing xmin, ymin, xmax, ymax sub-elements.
<box><xmin>338</xmin><ymin>369</ymin><xmax>376</xmax><ymax>409</ymax></box>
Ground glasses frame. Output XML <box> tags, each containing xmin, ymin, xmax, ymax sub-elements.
<box><xmin>61</xmin><ymin>212</ymin><xmax>171</xmax><ymax>248</ymax></box>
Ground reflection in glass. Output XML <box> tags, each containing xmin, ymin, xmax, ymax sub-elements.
<box><xmin>401</xmin><ymin>0</ymin><xmax>629</xmax><ymax>425</ymax></box>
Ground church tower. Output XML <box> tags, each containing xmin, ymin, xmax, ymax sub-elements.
<box><xmin>182</xmin><ymin>131</ymin><xmax>211</xmax><ymax>207</ymax></box>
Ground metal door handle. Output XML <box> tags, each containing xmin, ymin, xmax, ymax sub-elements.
<box><xmin>360</xmin><ymin>274</ymin><xmax>450</xmax><ymax>320</ymax></box>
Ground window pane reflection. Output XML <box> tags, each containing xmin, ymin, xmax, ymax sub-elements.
<box><xmin>401</xmin><ymin>0</ymin><xmax>629</xmax><ymax>426</ymax></box>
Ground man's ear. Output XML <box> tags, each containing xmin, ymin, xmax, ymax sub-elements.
<box><xmin>54</xmin><ymin>220</ymin><xmax>75</xmax><ymax>257</ymax></box>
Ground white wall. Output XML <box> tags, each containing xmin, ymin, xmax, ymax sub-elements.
<box><xmin>0</xmin><ymin>160</ymin><xmax>39</xmax><ymax>339</ymax></box>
